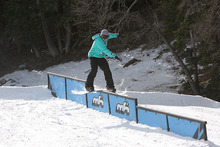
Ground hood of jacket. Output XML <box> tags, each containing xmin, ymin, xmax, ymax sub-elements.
<box><xmin>92</xmin><ymin>33</ymin><xmax>101</xmax><ymax>40</ymax></box>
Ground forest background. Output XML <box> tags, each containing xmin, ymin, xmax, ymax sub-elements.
<box><xmin>0</xmin><ymin>0</ymin><xmax>219</xmax><ymax>100</ymax></box>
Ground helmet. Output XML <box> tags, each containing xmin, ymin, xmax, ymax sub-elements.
<box><xmin>101</xmin><ymin>29</ymin><xmax>109</xmax><ymax>39</ymax></box>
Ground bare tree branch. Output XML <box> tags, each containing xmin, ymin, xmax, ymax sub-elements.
<box><xmin>109</xmin><ymin>0</ymin><xmax>138</xmax><ymax>31</ymax></box>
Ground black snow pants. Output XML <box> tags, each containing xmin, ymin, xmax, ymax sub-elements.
<box><xmin>86</xmin><ymin>57</ymin><xmax>114</xmax><ymax>88</ymax></box>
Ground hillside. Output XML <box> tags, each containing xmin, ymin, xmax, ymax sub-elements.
<box><xmin>1</xmin><ymin>48</ymin><xmax>220</xmax><ymax>146</ymax></box>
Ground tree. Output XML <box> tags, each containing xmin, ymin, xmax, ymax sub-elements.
<box><xmin>158</xmin><ymin>0</ymin><xmax>220</xmax><ymax>99</ymax></box>
<box><xmin>37</xmin><ymin>0</ymin><xmax>59</xmax><ymax>57</ymax></box>
<box><xmin>154</xmin><ymin>15</ymin><xmax>200</xmax><ymax>94</ymax></box>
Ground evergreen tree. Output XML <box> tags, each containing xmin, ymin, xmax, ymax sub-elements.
<box><xmin>160</xmin><ymin>0</ymin><xmax>220</xmax><ymax>100</ymax></box>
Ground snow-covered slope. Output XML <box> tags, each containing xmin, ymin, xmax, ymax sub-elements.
<box><xmin>1</xmin><ymin>47</ymin><xmax>220</xmax><ymax>146</ymax></box>
<box><xmin>2</xmin><ymin>46</ymin><xmax>180</xmax><ymax>92</ymax></box>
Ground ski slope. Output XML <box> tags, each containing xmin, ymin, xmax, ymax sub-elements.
<box><xmin>1</xmin><ymin>47</ymin><xmax>220</xmax><ymax>146</ymax></box>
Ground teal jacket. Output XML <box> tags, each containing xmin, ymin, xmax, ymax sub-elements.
<box><xmin>88</xmin><ymin>33</ymin><xmax>118</xmax><ymax>58</ymax></box>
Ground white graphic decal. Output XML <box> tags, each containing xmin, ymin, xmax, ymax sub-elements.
<box><xmin>92</xmin><ymin>95</ymin><xmax>104</xmax><ymax>108</ymax></box>
<box><xmin>116</xmin><ymin>101</ymin><xmax>130</xmax><ymax>116</ymax></box>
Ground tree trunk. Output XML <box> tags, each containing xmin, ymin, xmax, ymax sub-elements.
<box><xmin>57</xmin><ymin>27</ymin><xmax>63</xmax><ymax>53</ymax></box>
<box><xmin>0</xmin><ymin>44</ymin><xmax>5</xmax><ymax>63</ymax></box>
<box><xmin>32</xmin><ymin>45</ymin><xmax>41</xmax><ymax>58</ymax></box>
<box><xmin>14</xmin><ymin>39</ymin><xmax>22</xmax><ymax>54</ymax></box>
<box><xmin>64</xmin><ymin>21</ymin><xmax>71</xmax><ymax>53</ymax></box>
<box><xmin>190</xmin><ymin>30</ymin><xmax>200</xmax><ymax>90</ymax></box>
<box><xmin>37</xmin><ymin>0</ymin><xmax>59</xmax><ymax>58</ymax></box>
<box><xmin>57</xmin><ymin>0</ymin><xmax>63</xmax><ymax>54</ymax></box>
<box><xmin>0</xmin><ymin>0</ymin><xmax>5</xmax><ymax>46</ymax></box>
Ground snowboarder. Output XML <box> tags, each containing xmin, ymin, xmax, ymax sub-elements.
<box><xmin>85</xmin><ymin>29</ymin><xmax>122</xmax><ymax>92</ymax></box>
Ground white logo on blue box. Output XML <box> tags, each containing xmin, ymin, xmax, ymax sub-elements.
<box><xmin>92</xmin><ymin>95</ymin><xmax>104</xmax><ymax>108</ymax></box>
<box><xmin>116</xmin><ymin>101</ymin><xmax>130</xmax><ymax>116</ymax></box>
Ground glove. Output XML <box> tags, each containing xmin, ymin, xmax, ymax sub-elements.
<box><xmin>115</xmin><ymin>55</ymin><xmax>122</xmax><ymax>62</ymax></box>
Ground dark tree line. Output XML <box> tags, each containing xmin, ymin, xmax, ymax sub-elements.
<box><xmin>0</xmin><ymin>0</ymin><xmax>219</xmax><ymax>100</ymax></box>
<box><xmin>0</xmin><ymin>0</ymin><xmax>156</xmax><ymax>58</ymax></box>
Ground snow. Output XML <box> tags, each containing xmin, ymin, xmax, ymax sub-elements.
<box><xmin>1</xmin><ymin>47</ymin><xmax>220</xmax><ymax>147</ymax></box>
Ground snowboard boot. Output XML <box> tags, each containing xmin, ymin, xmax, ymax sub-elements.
<box><xmin>85</xmin><ymin>86</ymin><xmax>94</xmax><ymax>92</ymax></box>
<box><xmin>106</xmin><ymin>86</ymin><xmax>116</xmax><ymax>93</ymax></box>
